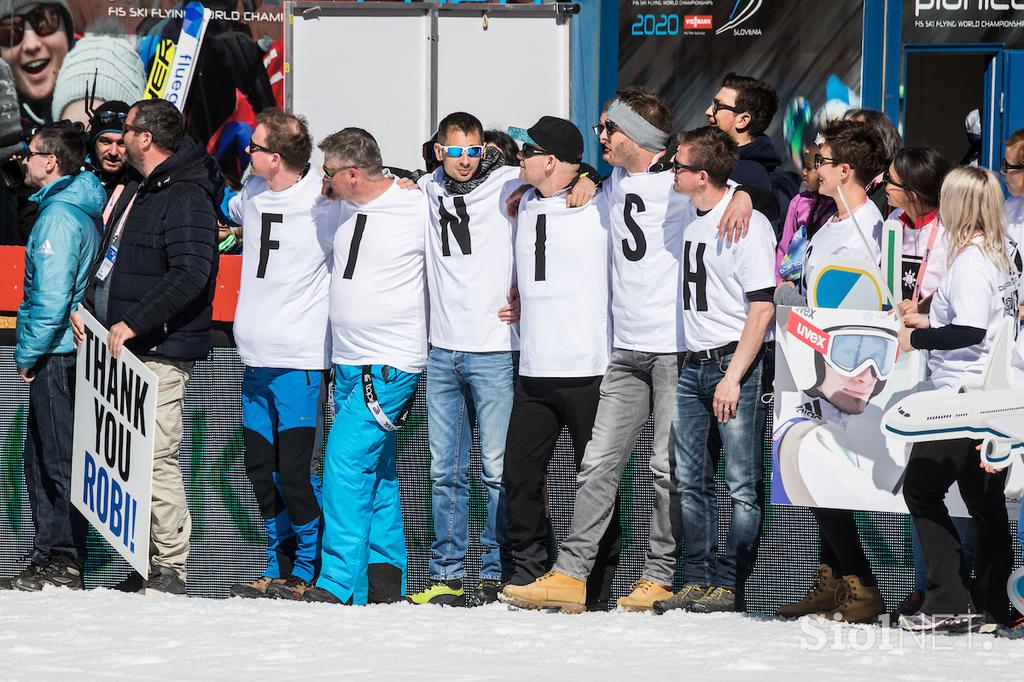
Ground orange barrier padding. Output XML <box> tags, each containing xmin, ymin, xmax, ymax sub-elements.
<box><xmin>0</xmin><ymin>247</ymin><xmax>241</xmax><ymax>322</ymax></box>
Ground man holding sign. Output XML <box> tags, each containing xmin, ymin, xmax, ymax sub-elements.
<box><xmin>72</xmin><ymin>99</ymin><xmax>221</xmax><ymax>595</ymax></box>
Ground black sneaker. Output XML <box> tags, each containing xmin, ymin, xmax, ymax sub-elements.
<box><xmin>686</xmin><ymin>586</ymin><xmax>737</xmax><ymax>613</ymax></box>
<box><xmin>652</xmin><ymin>584</ymin><xmax>707</xmax><ymax>615</ymax></box>
<box><xmin>468</xmin><ymin>579</ymin><xmax>502</xmax><ymax>607</ymax></box>
<box><xmin>16</xmin><ymin>556</ymin><xmax>83</xmax><ymax>591</ymax></box>
<box><xmin>303</xmin><ymin>586</ymin><xmax>345</xmax><ymax>604</ymax></box>
<box><xmin>1</xmin><ymin>563</ymin><xmax>42</xmax><ymax>591</ymax></box>
<box><xmin>146</xmin><ymin>566</ymin><xmax>187</xmax><ymax>596</ymax></box>
<box><xmin>230</xmin><ymin>576</ymin><xmax>282</xmax><ymax>599</ymax></box>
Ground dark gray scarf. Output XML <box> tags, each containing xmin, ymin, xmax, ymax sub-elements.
<box><xmin>443</xmin><ymin>146</ymin><xmax>506</xmax><ymax>195</ymax></box>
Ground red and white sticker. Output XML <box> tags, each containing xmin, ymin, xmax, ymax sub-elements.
<box><xmin>787</xmin><ymin>312</ymin><xmax>830</xmax><ymax>354</ymax></box>
<box><xmin>684</xmin><ymin>15</ymin><xmax>713</xmax><ymax>30</ymax></box>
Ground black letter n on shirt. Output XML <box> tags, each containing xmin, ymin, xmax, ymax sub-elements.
<box><xmin>439</xmin><ymin>197</ymin><xmax>472</xmax><ymax>256</ymax></box>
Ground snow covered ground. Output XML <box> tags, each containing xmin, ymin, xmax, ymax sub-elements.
<box><xmin>1</xmin><ymin>590</ymin><xmax>1022</xmax><ymax>681</ymax></box>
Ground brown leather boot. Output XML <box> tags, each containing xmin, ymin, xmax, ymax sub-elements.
<box><xmin>499</xmin><ymin>571</ymin><xmax>586</xmax><ymax>614</ymax></box>
<box><xmin>825</xmin><ymin>575</ymin><xmax>885</xmax><ymax>624</ymax></box>
<box><xmin>616</xmin><ymin>579</ymin><xmax>673</xmax><ymax>612</ymax></box>
<box><xmin>776</xmin><ymin>564</ymin><xmax>842</xmax><ymax>618</ymax></box>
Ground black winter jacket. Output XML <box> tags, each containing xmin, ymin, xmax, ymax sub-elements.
<box><xmin>87</xmin><ymin>136</ymin><xmax>223</xmax><ymax>360</ymax></box>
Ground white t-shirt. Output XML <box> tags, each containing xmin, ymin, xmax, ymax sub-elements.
<box><xmin>802</xmin><ymin>199</ymin><xmax>883</xmax><ymax>294</ymax></box>
<box><xmin>603</xmin><ymin>165</ymin><xmax>693</xmax><ymax>353</ymax></box>
<box><xmin>1006</xmin><ymin>196</ymin><xmax>1024</xmax><ymax>249</ymax></box>
<box><xmin>330</xmin><ymin>180</ymin><xmax>429</xmax><ymax>374</ymax></box>
<box><xmin>515</xmin><ymin>187</ymin><xmax>611</xmax><ymax>377</ymax></box>
<box><xmin>885</xmin><ymin>208</ymin><xmax>950</xmax><ymax>302</ymax></box>
<box><xmin>680</xmin><ymin>188</ymin><xmax>777</xmax><ymax>351</ymax></box>
<box><xmin>421</xmin><ymin>165</ymin><xmax>522</xmax><ymax>352</ymax></box>
<box><xmin>231</xmin><ymin>170</ymin><xmax>337</xmax><ymax>370</ymax></box>
<box><xmin>927</xmin><ymin>240</ymin><xmax>1020</xmax><ymax>389</ymax></box>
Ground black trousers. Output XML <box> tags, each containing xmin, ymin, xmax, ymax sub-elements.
<box><xmin>903</xmin><ymin>438</ymin><xmax>1012</xmax><ymax>623</ymax></box>
<box><xmin>811</xmin><ymin>507</ymin><xmax>874</xmax><ymax>583</ymax></box>
<box><xmin>501</xmin><ymin>375</ymin><xmax>621</xmax><ymax>607</ymax></box>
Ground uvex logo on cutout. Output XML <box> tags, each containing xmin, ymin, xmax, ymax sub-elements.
<box><xmin>787</xmin><ymin>312</ymin><xmax>829</xmax><ymax>354</ymax></box>
<box><xmin>684</xmin><ymin>15</ymin><xmax>713</xmax><ymax>30</ymax></box>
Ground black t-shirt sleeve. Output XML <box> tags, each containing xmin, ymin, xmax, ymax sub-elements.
<box><xmin>910</xmin><ymin>324</ymin><xmax>986</xmax><ymax>351</ymax></box>
<box><xmin>745</xmin><ymin>287</ymin><xmax>775</xmax><ymax>303</ymax></box>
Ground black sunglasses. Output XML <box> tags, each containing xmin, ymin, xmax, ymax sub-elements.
<box><xmin>1000</xmin><ymin>157</ymin><xmax>1024</xmax><ymax>173</ymax></box>
<box><xmin>592</xmin><ymin>120</ymin><xmax>620</xmax><ymax>137</ymax></box>
<box><xmin>247</xmin><ymin>141</ymin><xmax>275</xmax><ymax>155</ymax></box>
<box><xmin>518</xmin><ymin>144</ymin><xmax>549</xmax><ymax>159</ymax></box>
<box><xmin>882</xmin><ymin>169</ymin><xmax>909</xmax><ymax>190</ymax></box>
<box><xmin>711</xmin><ymin>99</ymin><xmax>741</xmax><ymax>115</ymax></box>
<box><xmin>671</xmin><ymin>159</ymin><xmax>703</xmax><ymax>175</ymax></box>
<box><xmin>0</xmin><ymin>5</ymin><xmax>63</xmax><ymax>49</ymax></box>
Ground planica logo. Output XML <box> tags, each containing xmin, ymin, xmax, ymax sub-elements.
<box><xmin>915</xmin><ymin>0</ymin><xmax>1024</xmax><ymax>16</ymax></box>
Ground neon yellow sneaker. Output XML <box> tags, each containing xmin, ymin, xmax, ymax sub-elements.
<box><xmin>406</xmin><ymin>579</ymin><xmax>465</xmax><ymax>606</ymax></box>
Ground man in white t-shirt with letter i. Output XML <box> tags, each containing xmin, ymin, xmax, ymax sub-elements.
<box><xmin>302</xmin><ymin>128</ymin><xmax>429</xmax><ymax>605</ymax></box>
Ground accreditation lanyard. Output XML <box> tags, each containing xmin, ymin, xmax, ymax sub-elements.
<box><xmin>95</xmin><ymin>192</ymin><xmax>139</xmax><ymax>282</ymax></box>
<box><xmin>361</xmin><ymin>366</ymin><xmax>416</xmax><ymax>432</ymax></box>
<box><xmin>910</xmin><ymin>214</ymin><xmax>941</xmax><ymax>304</ymax></box>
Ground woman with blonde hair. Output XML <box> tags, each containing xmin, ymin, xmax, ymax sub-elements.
<box><xmin>896</xmin><ymin>166</ymin><xmax>1020</xmax><ymax>633</ymax></box>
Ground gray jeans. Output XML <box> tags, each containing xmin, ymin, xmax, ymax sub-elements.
<box><xmin>554</xmin><ymin>349</ymin><xmax>682</xmax><ymax>586</ymax></box>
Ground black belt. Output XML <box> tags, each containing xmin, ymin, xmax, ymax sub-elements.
<box><xmin>688</xmin><ymin>341</ymin><xmax>739</xmax><ymax>363</ymax></box>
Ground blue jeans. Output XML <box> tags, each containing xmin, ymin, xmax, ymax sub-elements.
<box><xmin>427</xmin><ymin>347</ymin><xmax>514</xmax><ymax>581</ymax></box>
<box><xmin>23</xmin><ymin>353</ymin><xmax>87</xmax><ymax>565</ymax></box>
<box><xmin>317</xmin><ymin>364</ymin><xmax>419</xmax><ymax>604</ymax></box>
<box><xmin>675</xmin><ymin>348</ymin><xmax>768</xmax><ymax>590</ymax></box>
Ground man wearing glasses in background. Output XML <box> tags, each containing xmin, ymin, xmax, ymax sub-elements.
<box><xmin>222</xmin><ymin>108</ymin><xmax>335</xmax><ymax>601</ymax></box>
<box><xmin>705</xmin><ymin>73</ymin><xmax>784</xmax><ymax>222</ymax></box>
<box><xmin>72</xmin><ymin>98</ymin><xmax>222</xmax><ymax>595</ymax></box>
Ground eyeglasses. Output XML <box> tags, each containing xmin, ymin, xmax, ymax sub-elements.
<box><xmin>882</xmin><ymin>169</ymin><xmax>909</xmax><ymax>190</ymax></box>
<box><xmin>711</xmin><ymin>99</ymin><xmax>741</xmax><ymax>115</ymax></box>
<box><xmin>122</xmin><ymin>123</ymin><xmax>148</xmax><ymax>136</ymax></box>
<box><xmin>813</xmin><ymin>153</ymin><xmax>839</xmax><ymax>170</ymax></box>
<box><xmin>22</xmin><ymin>149</ymin><xmax>53</xmax><ymax>159</ymax></box>
<box><xmin>592</xmin><ymin>120</ymin><xmax>620</xmax><ymax>137</ymax></box>
<box><xmin>0</xmin><ymin>5</ymin><xmax>62</xmax><ymax>48</ymax></box>
<box><xmin>1000</xmin><ymin>157</ymin><xmax>1024</xmax><ymax>173</ymax></box>
<box><xmin>322</xmin><ymin>164</ymin><xmax>358</xmax><ymax>179</ymax></box>
<box><xmin>671</xmin><ymin>159</ymin><xmax>703</xmax><ymax>175</ymax></box>
<box><xmin>438</xmin><ymin>145</ymin><xmax>484</xmax><ymax>159</ymax></box>
<box><xmin>246</xmin><ymin>140</ymin><xmax>275</xmax><ymax>155</ymax></box>
<box><xmin>518</xmin><ymin>144</ymin><xmax>549</xmax><ymax>159</ymax></box>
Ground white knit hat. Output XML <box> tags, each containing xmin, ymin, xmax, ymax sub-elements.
<box><xmin>51</xmin><ymin>35</ymin><xmax>146</xmax><ymax>121</ymax></box>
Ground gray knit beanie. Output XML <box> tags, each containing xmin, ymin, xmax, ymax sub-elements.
<box><xmin>50</xmin><ymin>34</ymin><xmax>145</xmax><ymax>121</ymax></box>
<box><xmin>0</xmin><ymin>59</ymin><xmax>20</xmax><ymax>154</ymax></box>
<box><xmin>0</xmin><ymin>0</ymin><xmax>74</xmax><ymax>43</ymax></box>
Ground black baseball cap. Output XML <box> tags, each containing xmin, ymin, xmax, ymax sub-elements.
<box><xmin>508</xmin><ymin>116</ymin><xmax>583</xmax><ymax>164</ymax></box>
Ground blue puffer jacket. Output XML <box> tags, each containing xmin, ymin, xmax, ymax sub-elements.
<box><xmin>15</xmin><ymin>172</ymin><xmax>104</xmax><ymax>370</ymax></box>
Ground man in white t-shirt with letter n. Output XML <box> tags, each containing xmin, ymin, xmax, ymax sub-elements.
<box><xmin>302</xmin><ymin>128</ymin><xmax>428</xmax><ymax>605</ymax></box>
<box><xmin>650</xmin><ymin>126</ymin><xmax>776</xmax><ymax>615</ymax></box>
<box><xmin>226</xmin><ymin>109</ymin><xmax>336</xmax><ymax>600</ymax></box>
<box><xmin>410</xmin><ymin>112</ymin><xmax>594</xmax><ymax>607</ymax></box>
<box><xmin>499</xmin><ymin>116</ymin><xmax>620</xmax><ymax>610</ymax></box>
<box><xmin>503</xmin><ymin>88</ymin><xmax>758</xmax><ymax>614</ymax></box>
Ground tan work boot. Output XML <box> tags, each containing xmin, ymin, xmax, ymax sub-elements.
<box><xmin>776</xmin><ymin>564</ymin><xmax>842</xmax><ymax>618</ymax></box>
<box><xmin>499</xmin><ymin>571</ymin><xmax>586</xmax><ymax>614</ymax></box>
<box><xmin>823</xmin><ymin>575</ymin><xmax>885</xmax><ymax>624</ymax></box>
<box><xmin>617</xmin><ymin>579</ymin><xmax>673</xmax><ymax>612</ymax></box>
